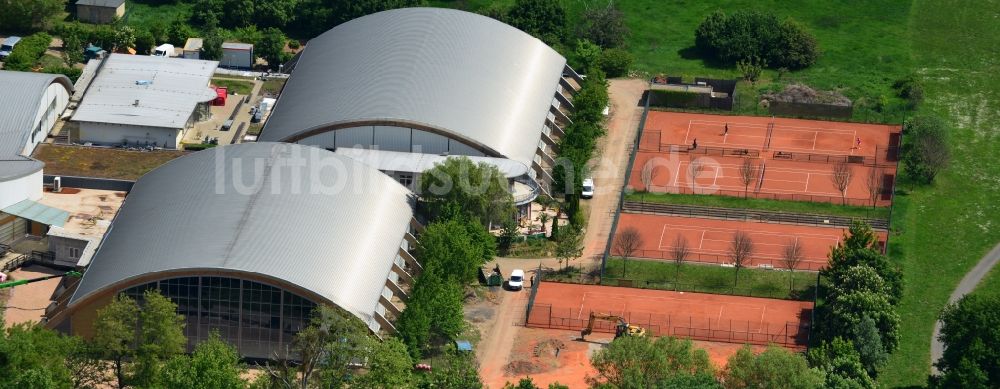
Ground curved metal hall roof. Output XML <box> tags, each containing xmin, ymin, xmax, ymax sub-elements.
<box><xmin>260</xmin><ymin>7</ymin><xmax>566</xmax><ymax>168</ymax></box>
<box><xmin>69</xmin><ymin>143</ymin><xmax>415</xmax><ymax>329</ymax></box>
<box><xmin>0</xmin><ymin>70</ymin><xmax>72</xmax><ymax>181</ymax></box>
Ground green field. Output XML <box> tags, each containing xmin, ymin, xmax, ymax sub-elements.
<box><xmin>124</xmin><ymin>1</ymin><xmax>193</xmax><ymax>32</ymax></box>
<box><xmin>433</xmin><ymin>0</ymin><xmax>912</xmax><ymax>123</ymax></box>
<box><xmin>625</xmin><ymin>191</ymin><xmax>890</xmax><ymax>220</ymax></box>
<box><xmin>603</xmin><ymin>258</ymin><xmax>818</xmax><ymax>301</ymax></box>
<box><xmin>877</xmin><ymin>0</ymin><xmax>1000</xmax><ymax>386</ymax></box>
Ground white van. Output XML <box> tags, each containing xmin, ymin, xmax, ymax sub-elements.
<box><xmin>581</xmin><ymin>178</ymin><xmax>595</xmax><ymax>199</ymax></box>
<box><xmin>508</xmin><ymin>269</ymin><xmax>525</xmax><ymax>291</ymax></box>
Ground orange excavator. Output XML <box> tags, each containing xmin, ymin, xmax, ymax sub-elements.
<box><xmin>580</xmin><ymin>312</ymin><xmax>647</xmax><ymax>340</ymax></box>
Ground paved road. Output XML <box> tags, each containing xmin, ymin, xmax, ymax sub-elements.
<box><xmin>929</xmin><ymin>241</ymin><xmax>1000</xmax><ymax>374</ymax></box>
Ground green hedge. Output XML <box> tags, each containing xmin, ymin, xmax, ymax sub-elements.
<box><xmin>648</xmin><ymin>89</ymin><xmax>706</xmax><ymax>108</ymax></box>
<box><xmin>3</xmin><ymin>33</ymin><xmax>52</xmax><ymax>71</ymax></box>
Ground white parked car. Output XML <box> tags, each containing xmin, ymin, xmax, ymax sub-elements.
<box><xmin>581</xmin><ymin>178</ymin><xmax>595</xmax><ymax>199</ymax></box>
<box><xmin>508</xmin><ymin>269</ymin><xmax>525</xmax><ymax>291</ymax></box>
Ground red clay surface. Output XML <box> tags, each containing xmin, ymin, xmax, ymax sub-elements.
<box><xmin>617</xmin><ymin>213</ymin><xmax>887</xmax><ymax>270</ymax></box>
<box><xmin>631</xmin><ymin>112</ymin><xmax>900</xmax><ymax>207</ymax></box>
<box><xmin>527</xmin><ymin>282</ymin><xmax>812</xmax><ymax>349</ymax></box>
<box><xmin>642</xmin><ymin>111</ymin><xmax>898</xmax><ymax>158</ymax></box>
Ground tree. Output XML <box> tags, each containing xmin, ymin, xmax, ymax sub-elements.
<box><xmin>555</xmin><ymin>227</ymin><xmax>584</xmax><ymax>272</ymax></box>
<box><xmin>0</xmin><ymin>0</ymin><xmax>63</xmax><ymax>32</ymax></box>
<box><xmin>588</xmin><ymin>336</ymin><xmax>715</xmax><ymax>388</ymax></box>
<box><xmin>599</xmin><ymin>48</ymin><xmax>633</xmax><ymax>77</ymax></box>
<box><xmin>112</xmin><ymin>24</ymin><xmax>136</xmax><ymax>52</ymax></box>
<box><xmin>806</xmin><ymin>337</ymin><xmax>875</xmax><ymax>389</ymax></box>
<box><xmin>723</xmin><ymin>346</ymin><xmax>825</xmax><ymax>389</ymax></box>
<box><xmin>864</xmin><ymin>167</ymin><xmax>885</xmax><ymax>208</ymax></box>
<box><xmin>737</xmin><ymin>58</ymin><xmax>763</xmax><ymax>85</ymax></box>
<box><xmin>504</xmin><ymin>377</ymin><xmax>540</xmax><ymax>389</ymax></box>
<box><xmin>781</xmin><ymin>238</ymin><xmax>804</xmax><ymax>290</ymax></box>
<box><xmin>831</xmin><ymin>161</ymin><xmax>854</xmax><ymax>205</ymax></box>
<box><xmin>59</xmin><ymin>22</ymin><xmax>86</xmax><ymax>65</ymax></box>
<box><xmin>671</xmin><ymin>234</ymin><xmax>690</xmax><ymax>283</ymax></box>
<box><xmin>134</xmin><ymin>29</ymin><xmax>156</xmax><ymax>55</ymax></box>
<box><xmin>738</xmin><ymin>158</ymin><xmax>758</xmax><ymax>198</ymax></box>
<box><xmin>0</xmin><ymin>324</ymin><xmax>79</xmax><ymax>388</ymax></box>
<box><xmin>201</xmin><ymin>30</ymin><xmax>224</xmax><ymax>61</ymax></box>
<box><xmin>825</xmin><ymin>287</ymin><xmax>900</xmax><ymax>352</ymax></box>
<box><xmin>613</xmin><ymin>227</ymin><xmax>644</xmax><ymax>275</ymax></box>
<box><xmin>507</xmin><ymin>0</ymin><xmax>567</xmax><ymax>46</ymax></box>
<box><xmin>417</xmin><ymin>351</ymin><xmax>483</xmax><ymax>389</ymax></box>
<box><xmin>825</xmin><ymin>221</ymin><xmax>903</xmax><ymax>304</ymax></box>
<box><xmin>257</xmin><ymin>27</ymin><xmax>288</xmax><ymax>70</ymax></box>
<box><xmin>573</xmin><ymin>39</ymin><xmax>603</xmax><ymax>74</ymax></box>
<box><xmin>577</xmin><ymin>4</ymin><xmax>630</xmax><ymax>49</ymax></box>
<box><xmin>688</xmin><ymin>158</ymin><xmax>706</xmax><ymax>189</ymax></box>
<box><xmin>162</xmin><ymin>332</ymin><xmax>247</xmax><ymax>389</ymax></box>
<box><xmin>421</xmin><ymin>157</ymin><xmax>516</xmax><ymax>226</ymax></box>
<box><xmin>167</xmin><ymin>20</ymin><xmax>195</xmax><ymax>46</ymax></box>
<box><xmin>935</xmin><ymin>294</ymin><xmax>1000</xmax><ymax>386</ymax></box>
<box><xmin>537</xmin><ymin>212</ymin><xmax>550</xmax><ymax>235</ymax></box>
<box><xmin>92</xmin><ymin>294</ymin><xmax>140</xmax><ymax>388</ymax></box>
<box><xmin>418</xmin><ymin>217</ymin><xmax>494</xmax><ymax>284</ymax></box>
<box><xmin>694</xmin><ymin>10</ymin><xmax>817</xmax><ymax>69</ymax></box>
<box><xmin>852</xmin><ymin>315</ymin><xmax>888</xmax><ymax>377</ymax></box>
<box><xmin>498</xmin><ymin>217</ymin><xmax>519</xmax><ymax>256</ymax></box>
<box><xmin>190</xmin><ymin>0</ymin><xmax>222</xmax><ymax>30</ymax></box>
<box><xmin>901</xmin><ymin>115</ymin><xmax>950</xmax><ymax>184</ymax></box>
<box><xmin>640</xmin><ymin>159</ymin><xmax>660</xmax><ymax>191</ymax></box>
<box><xmin>264</xmin><ymin>306</ymin><xmax>369</xmax><ymax>388</ymax></box>
<box><xmin>354</xmin><ymin>337</ymin><xmax>414</xmax><ymax>389</ymax></box>
<box><xmin>729</xmin><ymin>230</ymin><xmax>754</xmax><ymax>286</ymax></box>
<box><xmin>132</xmin><ymin>289</ymin><xmax>187</xmax><ymax>387</ymax></box>
<box><xmin>396</xmin><ymin>301</ymin><xmax>432</xmax><ymax>359</ymax></box>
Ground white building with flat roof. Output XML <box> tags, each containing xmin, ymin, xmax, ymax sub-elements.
<box><xmin>71</xmin><ymin>54</ymin><xmax>219</xmax><ymax>149</ymax></box>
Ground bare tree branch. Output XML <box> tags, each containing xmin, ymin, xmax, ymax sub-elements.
<box><xmin>640</xmin><ymin>162</ymin><xmax>659</xmax><ymax>192</ymax></box>
<box><xmin>729</xmin><ymin>230</ymin><xmax>754</xmax><ymax>287</ymax></box>
<box><xmin>671</xmin><ymin>234</ymin><xmax>690</xmax><ymax>283</ymax></box>
<box><xmin>613</xmin><ymin>227</ymin><xmax>644</xmax><ymax>276</ymax></box>
<box><xmin>781</xmin><ymin>238</ymin><xmax>804</xmax><ymax>291</ymax></box>
<box><xmin>739</xmin><ymin>158</ymin><xmax>758</xmax><ymax>198</ymax></box>
<box><xmin>865</xmin><ymin>167</ymin><xmax>885</xmax><ymax>209</ymax></box>
<box><xmin>831</xmin><ymin>161</ymin><xmax>854</xmax><ymax>204</ymax></box>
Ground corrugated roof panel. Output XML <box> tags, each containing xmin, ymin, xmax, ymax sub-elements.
<box><xmin>71</xmin><ymin>54</ymin><xmax>219</xmax><ymax>129</ymax></box>
<box><xmin>69</xmin><ymin>143</ymin><xmax>415</xmax><ymax>328</ymax></box>
<box><xmin>260</xmin><ymin>8</ymin><xmax>566</xmax><ymax>170</ymax></box>
<box><xmin>2</xmin><ymin>199</ymin><xmax>70</xmax><ymax>227</ymax></box>
<box><xmin>0</xmin><ymin>70</ymin><xmax>72</xmax><ymax>180</ymax></box>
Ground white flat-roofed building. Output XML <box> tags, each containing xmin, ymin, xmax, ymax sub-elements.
<box><xmin>71</xmin><ymin>54</ymin><xmax>219</xmax><ymax>149</ymax></box>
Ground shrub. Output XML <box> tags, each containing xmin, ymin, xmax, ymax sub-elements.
<box><xmin>599</xmin><ymin>48</ymin><xmax>633</xmax><ymax>77</ymax></box>
<box><xmin>288</xmin><ymin>40</ymin><xmax>300</xmax><ymax>49</ymax></box>
<box><xmin>694</xmin><ymin>10</ymin><xmax>818</xmax><ymax>69</ymax></box>
<box><xmin>2</xmin><ymin>32</ymin><xmax>52</xmax><ymax>71</ymax></box>
<box><xmin>893</xmin><ymin>75</ymin><xmax>924</xmax><ymax>107</ymax></box>
<box><xmin>576</xmin><ymin>4</ymin><xmax>629</xmax><ymax>49</ymax></box>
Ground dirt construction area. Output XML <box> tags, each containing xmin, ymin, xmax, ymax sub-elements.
<box><xmin>616</xmin><ymin>213</ymin><xmax>888</xmax><ymax>271</ymax></box>
<box><xmin>631</xmin><ymin>111</ymin><xmax>901</xmax><ymax>207</ymax></box>
<box><xmin>527</xmin><ymin>282</ymin><xmax>812</xmax><ymax>349</ymax></box>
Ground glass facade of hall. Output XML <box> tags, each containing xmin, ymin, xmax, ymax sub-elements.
<box><xmin>122</xmin><ymin>276</ymin><xmax>317</xmax><ymax>359</ymax></box>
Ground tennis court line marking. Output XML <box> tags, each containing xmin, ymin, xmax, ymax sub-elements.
<box><xmin>655</xmin><ymin>223</ymin><xmax>842</xmax><ymax>242</ymax></box>
<box><xmin>579</xmin><ymin>291</ymin><xmax>778</xmax><ymax>310</ymax></box>
<box><xmin>690</xmin><ymin>119</ymin><xmax>859</xmax><ymax>135</ymax></box>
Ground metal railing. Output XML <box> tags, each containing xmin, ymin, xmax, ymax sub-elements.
<box><xmin>644</xmin><ymin>185</ymin><xmax>887</xmax><ymax>208</ymax></box>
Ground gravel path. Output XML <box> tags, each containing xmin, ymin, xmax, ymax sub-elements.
<box><xmin>929</xmin><ymin>241</ymin><xmax>1000</xmax><ymax>374</ymax></box>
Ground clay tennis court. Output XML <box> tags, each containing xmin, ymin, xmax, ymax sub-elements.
<box><xmin>642</xmin><ymin>111</ymin><xmax>900</xmax><ymax>160</ymax></box>
<box><xmin>629</xmin><ymin>153</ymin><xmax>893</xmax><ymax>206</ymax></box>
<box><xmin>526</xmin><ymin>282</ymin><xmax>812</xmax><ymax>349</ymax></box>
<box><xmin>616</xmin><ymin>213</ymin><xmax>888</xmax><ymax>270</ymax></box>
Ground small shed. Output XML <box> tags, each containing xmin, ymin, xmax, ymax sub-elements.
<box><xmin>221</xmin><ymin>42</ymin><xmax>254</xmax><ymax>69</ymax></box>
<box><xmin>183</xmin><ymin>38</ymin><xmax>203</xmax><ymax>59</ymax></box>
<box><xmin>76</xmin><ymin>0</ymin><xmax>125</xmax><ymax>24</ymax></box>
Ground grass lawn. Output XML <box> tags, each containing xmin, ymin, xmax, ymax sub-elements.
<box><xmin>878</xmin><ymin>0</ymin><xmax>1000</xmax><ymax>386</ymax></box>
<box><xmin>210</xmin><ymin>78</ymin><xmax>254</xmax><ymax>95</ymax></box>
<box><xmin>432</xmin><ymin>0</ymin><xmax>912</xmax><ymax>123</ymax></box>
<box><xmin>625</xmin><ymin>191</ymin><xmax>890</xmax><ymax>220</ymax></box>
<box><xmin>603</xmin><ymin>258</ymin><xmax>818</xmax><ymax>301</ymax></box>
<box><xmin>261</xmin><ymin>78</ymin><xmax>287</xmax><ymax>96</ymax></box>
<box><xmin>32</xmin><ymin>144</ymin><xmax>187</xmax><ymax>180</ymax></box>
<box><xmin>38</xmin><ymin>54</ymin><xmax>65</xmax><ymax>68</ymax></box>
<box><xmin>125</xmin><ymin>1</ymin><xmax>193</xmax><ymax>33</ymax></box>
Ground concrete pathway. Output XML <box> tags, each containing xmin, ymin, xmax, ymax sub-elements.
<box><xmin>929</xmin><ymin>241</ymin><xmax>1000</xmax><ymax>374</ymax></box>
